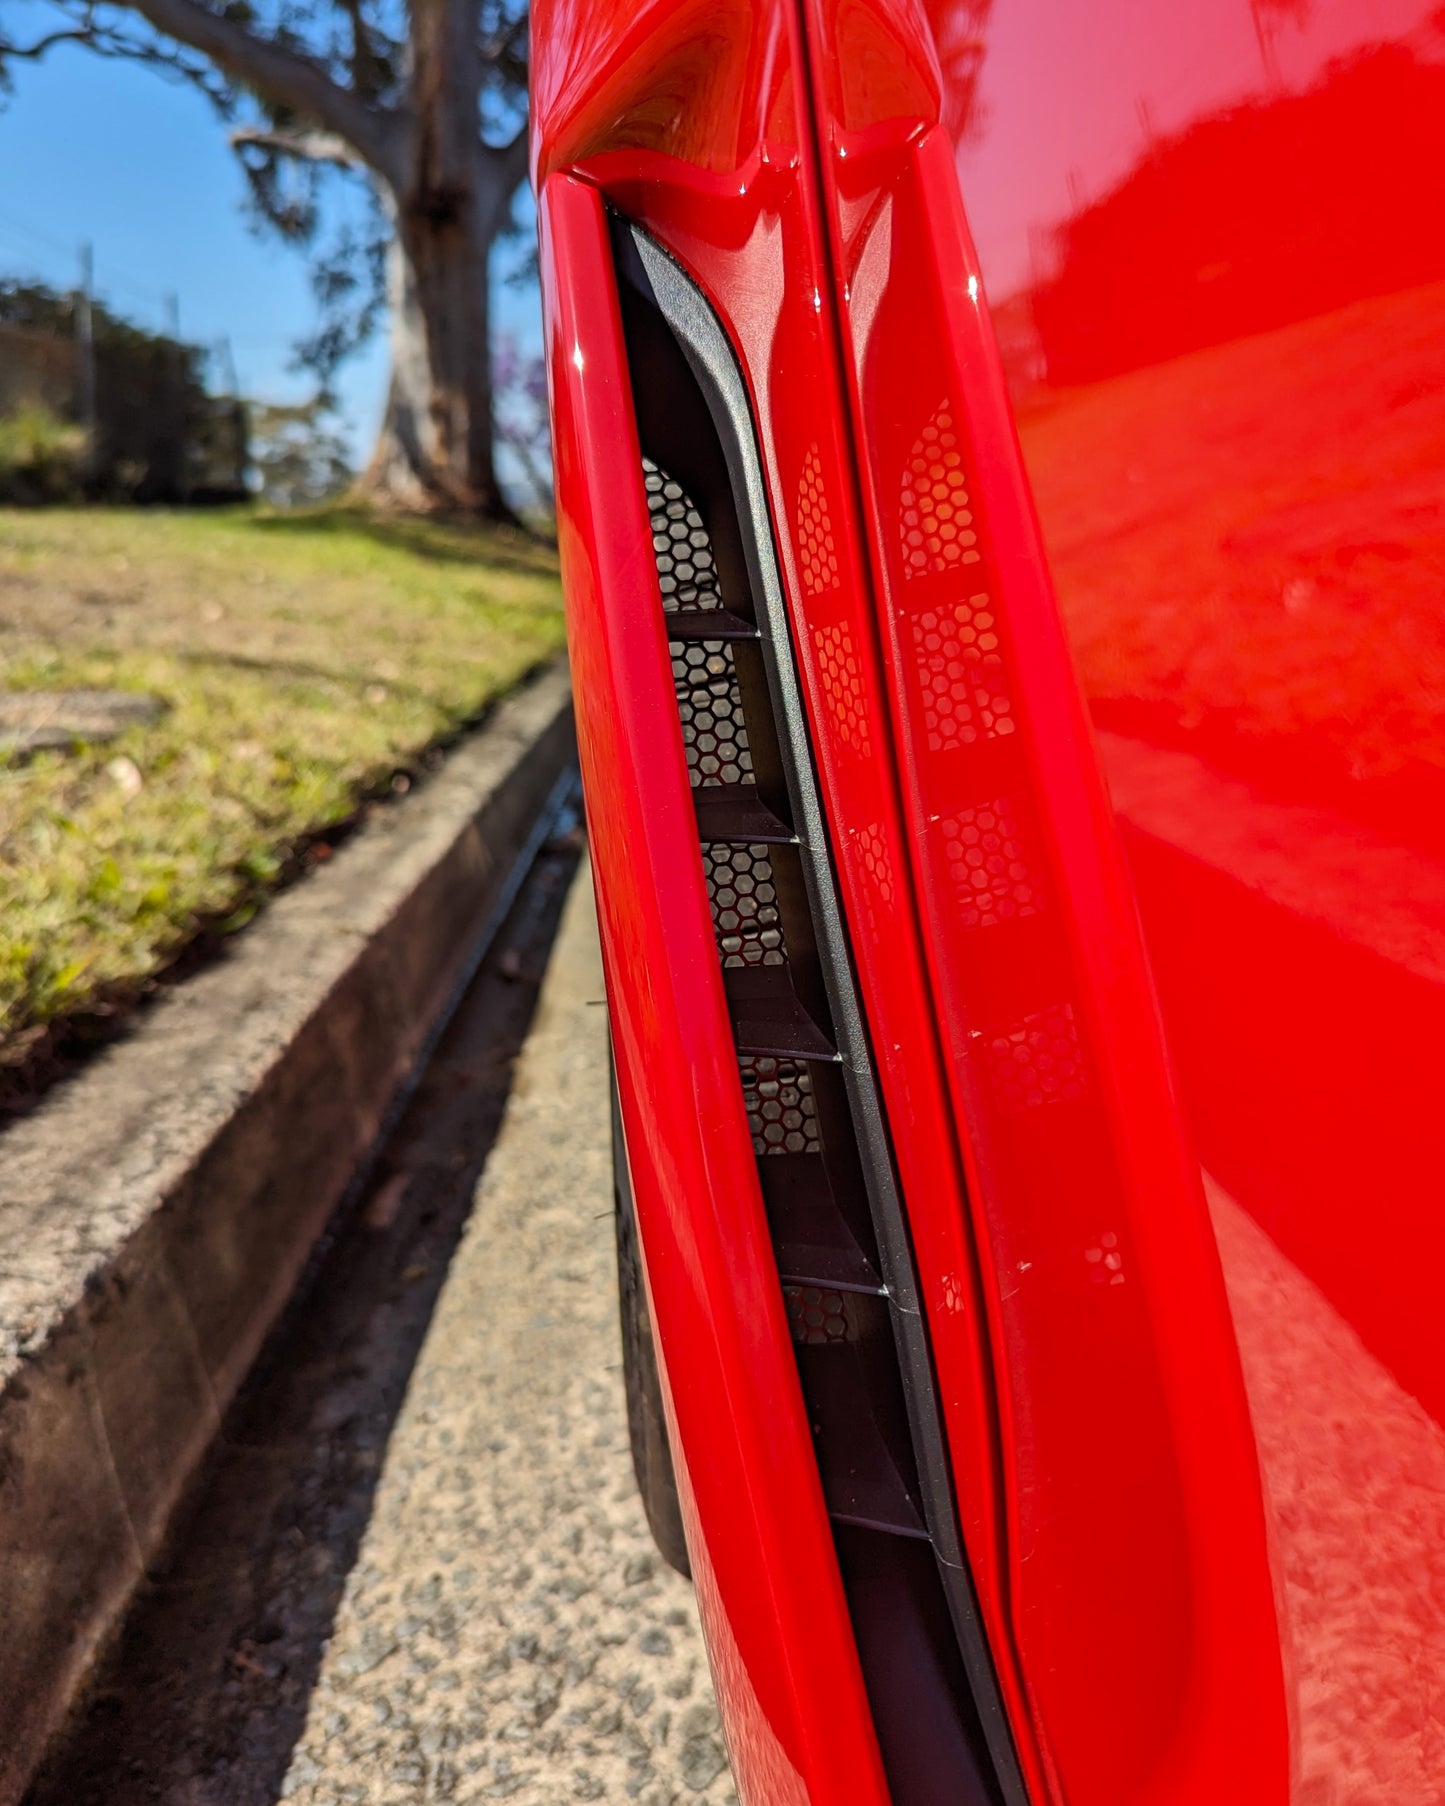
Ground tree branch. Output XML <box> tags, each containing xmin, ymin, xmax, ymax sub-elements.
<box><xmin>232</xmin><ymin>124</ymin><xmax>364</xmax><ymax>170</ymax></box>
<box><xmin>2</xmin><ymin>27</ymin><xmax>98</xmax><ymax>60</ymax></box>
<box><xmin>0</xmin><ymin>8</ymin><xmax>233</xmax><ymax>110</ymax></box>
<box><xmin>336</xmin><ymin>0</ymin><xmax>383</xmax><ymax>102</ymax></box>
<box><xmin>122</xmin><ymin>0</ymin><xmax>402</xmax><ymax>179</ymax></box>
<box><xmin>489</xmin><ymin>124</ymin><xmax>529</xmax><ymax>197</ymax></box>
<box><xmin>478</xmin><ymin>16</ymin><xmax>527</xmax><ymax>93</ymax></box>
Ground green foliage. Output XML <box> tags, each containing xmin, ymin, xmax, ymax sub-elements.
<box><xmin>0</xmin><ymin>280</ymin><xmax>205</xmax><ymax>388</ymax></box>
<box><xmin>0</xmin><ymin>405</ymin><xmax>87</xmax><ymax>504</ymax></box>
<box><xmin>249</xmin><ymin>398</ymin><xmax>354</xmax><ymax>507</ymax></box>
<box><xmin>0</xmin><ymin>278</ymin><xmax>235</xmax><ymax>502</ymax></box>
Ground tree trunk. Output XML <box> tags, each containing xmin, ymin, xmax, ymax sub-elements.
<box><xmin>360</xmin><ymin>199</ymin><xmax>501</xmax><ymax>515</ymax></box>
<box><xmin>358</xmin><ymin>0</ymin><xmax>519</xmax><ymax>519</ymax></box>
<box><xmin>37</xmin><ymin>0</ymin><xmax>531</xmax><ymax>522</ymax></box>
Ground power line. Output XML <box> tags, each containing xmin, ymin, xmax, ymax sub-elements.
<box><xmin>77</xmin><ymin>243</ymin><xmax>96</xmax><ymax>449</ymax></box>
<box><xmin>0</xmin><ymin>203</ymin><xmax>73</xmax><ymax>260</ymax></box>
<box><xmin>0</xmin><ymin>202</ymin><xmax>170</xmax><ymax>308</ymax></box>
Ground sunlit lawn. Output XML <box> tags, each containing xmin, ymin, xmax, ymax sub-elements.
<box><xmin>0</xmin><ymin>505</ymin><xmax>564</xmax><ymax>1061</ymax></box>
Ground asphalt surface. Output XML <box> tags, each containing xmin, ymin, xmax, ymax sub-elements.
<box><xmin>29</xmin><ymin>853</ymin><xmax>738</xmax><ymax>1806</ymax></box>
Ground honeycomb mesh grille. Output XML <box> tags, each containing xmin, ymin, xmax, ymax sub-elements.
<box><xmin>644</xmin><ymin>458</ymin><xmax>723</xmax><ymax>612</ymax></box>
<box><xmin>739</xmin><ymin>1055</ymin><xmax>822</xmax><ymax>1156</ymax></box>
<box><xmin>645</xmin><ymin>461</ymin><xmax>811</xmax><ymax>1153</ymax></box>
<box><xmin>784</xmin><ymin>1284</ymin><xmax>854</xmax><ymax>1346</ymax></box>
<box><xmin>704</xmin><ymin>842</ymin><xmax>786</xmax><ymax>968</ymax></box>
<box><xmin>900</xmin><ymin>401</ymin><xmax>980</xmax><ymax>575</ymax></box>
<box><xmin>909</xmin><ymin>597</ymin><xmax>1014</xmax><ymax>750</ymax></box>
<box><xmin>941</xmin><ymin>796</ymin><xmax>1043</xmax><ymax>929</ymax></box>
<box><xmin>671</xmin><ymin>640</ymin><xmax>754</xmax><ymax>787</ymax></box>
<box><xmin>986</xmin><ymin>1003</ymin><xmax>1086</xmax><ymax>1112</ymax></box>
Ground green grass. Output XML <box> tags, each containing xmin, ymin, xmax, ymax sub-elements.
<box><xmin>0</xmin><ymin>504</ymin><xmax>565</xmax><ymax>1059</ymax></box>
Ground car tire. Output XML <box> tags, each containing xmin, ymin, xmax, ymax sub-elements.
<box><xmin>612</xmin><ymin>1061</ymin><xmax>692</xmax><ymax>1578</ymax></box>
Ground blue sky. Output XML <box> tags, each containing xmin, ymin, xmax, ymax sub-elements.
<box><xmin>0</xmin><ymin>35</ymin><xmax>542</xmax><ymax>464</ymax></box>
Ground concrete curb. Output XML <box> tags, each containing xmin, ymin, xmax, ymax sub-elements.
<box><xmin>0</xmin><ymin>664</ymin><xmax>575</xmax><ymax>1802</ymax></box>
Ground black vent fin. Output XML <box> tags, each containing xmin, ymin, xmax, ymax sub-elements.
<box><xmin>693</xmin><ymin>786</ymin><xmax>794</xmax><ymax>845</ymax></box>
<box><xmin>723</xmin><ymin>965</ymin><xmax>838</xmax><ymax>1063</ymax></box>
<box><xmin>759</xmin><ymin>1154</ymin><xmax>885</xmax><ymax>1295</ymax></box>
<box><xmin>666</xmin><ymin>607</ymin><xmax>759</xmax><ymax>641</ymax></box>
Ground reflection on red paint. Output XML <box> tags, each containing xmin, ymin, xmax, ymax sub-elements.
<box><xmin>1032</xmin><ymin>44</ymin><xmax>1445</xmax><ymax>383</ymax></box>
<box><xmin>1211</xmin><ymin>1176</ymin><xmax>1445</xmax><ymax>1805</ymax></box>
<box><xmin>796</xmin><ymin>33</ymin><xmax>1290</xmax><ymax>1782</ymax></box>
<box><xmin>1019</xmin><ymin>281</ymin><xmax>1445</xmax><ymax>841</ymax></box>
<box><xmin>934</xmin><ymin>0</ymin><xmax>1445</xmax><ymax>1797</ymax></box>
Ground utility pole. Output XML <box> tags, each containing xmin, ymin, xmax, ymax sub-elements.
<box><xmin>216</xmin><ymin>335</ymin><xmax>240</xmax><ymax>398</ymax></box>
<box><xmin>1250</xmin><ymin>0</ymin><xmax>1283</xmax><ymax>92</ymax></box>
<box><xmin>163</xmin><ymin>292</ymin><xmax>191</xmax><ymax>503</ymax></box>
<box><xmin>215</xmin><ymin>337</ymin><xmax>247</xmax><ymax>497</ymax></box>
<box><xmin>76</xmin><ymin>242</ymin><xmax>97</xmax><ymax>470</ymax></box>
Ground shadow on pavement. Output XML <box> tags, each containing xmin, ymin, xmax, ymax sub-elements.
<box><xmin>24</xmin><ymin>827</ymin><xmax>582</xmax><ymax>1806</ymax></box>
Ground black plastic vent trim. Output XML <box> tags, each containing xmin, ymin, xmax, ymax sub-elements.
<box><xmin>611</xmin><ymin>212</ymin><xmax>1029</xmax><ymax>1806</ymax></box>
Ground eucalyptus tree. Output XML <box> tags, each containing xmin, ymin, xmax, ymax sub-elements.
<box><xmin>0</xmin><ymin>0</ymin><xmax>531</xmax><ymax>516</ymax></box>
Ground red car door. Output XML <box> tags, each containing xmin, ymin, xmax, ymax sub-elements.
<box><xmin>532</xmin><ymin>1</ymin><xmax>1441</xmax><ymax>1801</ymax></box>
<box><xmin>918</xmin><ymin>5</ymin><xmax>1445</xmax><ymax>1803</ymax></box>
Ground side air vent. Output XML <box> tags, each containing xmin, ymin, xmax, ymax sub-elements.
<box><xmin>612</xmin><ymin>216</ymin><xmax>1025</xmax><ymax>1806</ymax></box>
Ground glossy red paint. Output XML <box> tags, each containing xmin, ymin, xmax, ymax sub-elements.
<box><xmin>796</xmin><ymin>5</ymin><xmax>1290</xmax><ymax>1800</ymax></box>
<box><xmin>560</xmin><ymin>170</ymin><xmax>1041</xmax><ymax>1801</ymax></box>
<box><xmin>537</xmin><ymin>0</ymin><xmax>1445</xmax><ymax>1800</ymax></box>
<box><xmin>534</xmin><ymin>0</ymin><xmax>1032</xmax><ymax>1789</ymax></box>
<box><xmin>539</xmin><ymin>172</ymin><xmax>891</xmax><ymax>1806</ymax></box>
<box><xmin>919</xmin><ymin>1</ymin><xmax>1445</xmax><ymax>1800</ymax></box>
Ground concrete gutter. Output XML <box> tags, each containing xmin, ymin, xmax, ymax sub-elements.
<box><xmin>0</xmin><ymin>664</ymin><xmax>575</xmax><ymax>1802</ymax></box>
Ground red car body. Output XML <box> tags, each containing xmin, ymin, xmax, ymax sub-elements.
<box><xmin>534</xmin><ymin>3</ymin><xmax>1445</xmax><ymax>1801</ymax></box>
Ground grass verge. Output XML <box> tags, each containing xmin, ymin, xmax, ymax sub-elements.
<box><xmin>0</xmin><ymin>504</ymin><xmax>565</xmax><ymax>1074</ymax></box>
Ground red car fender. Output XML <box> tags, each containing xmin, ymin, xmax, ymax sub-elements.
<box><xmin>534</xmin><ymin>7</ymin><xmax>1034</xmax><ymax>1789</ymax></box>
<box><xmin>539</xmin><ymin>169</ymin><xmax>893</xmax><ymax>1806</ymax></box>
